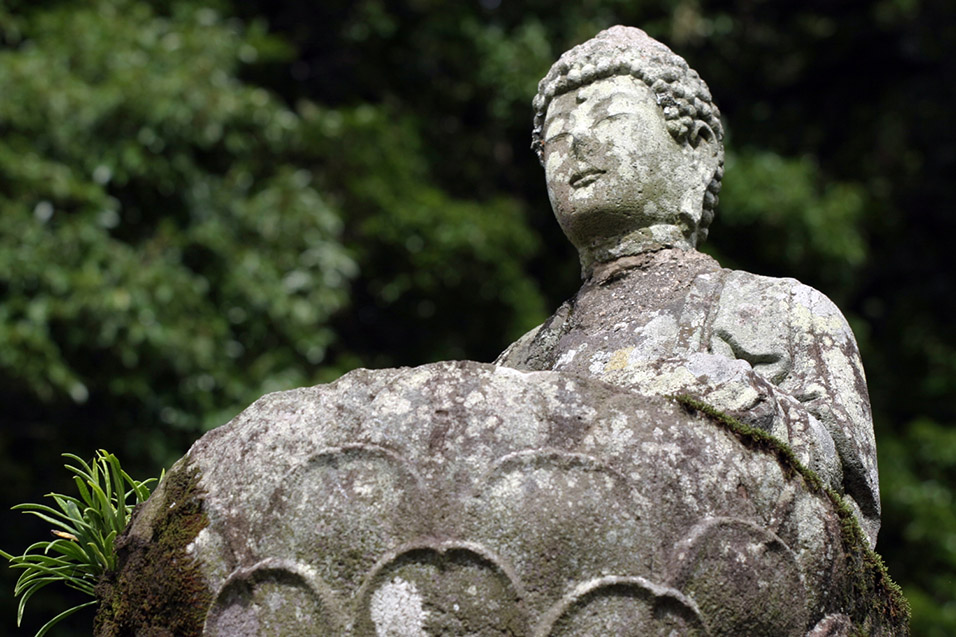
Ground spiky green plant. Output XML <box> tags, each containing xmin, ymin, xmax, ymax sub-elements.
<box><xmin>0</xmin><ymin>450</ymin><xmax>160</xmax><ymax>637</ymax></box>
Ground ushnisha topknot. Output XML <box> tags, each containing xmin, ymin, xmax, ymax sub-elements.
<box><xmin>533</xmin><ymin>26</ymin><xmax>725</xmax><ymax>240</ymax></box>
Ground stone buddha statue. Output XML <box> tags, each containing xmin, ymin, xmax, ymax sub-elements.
<box><xmin>95</xmin><ymin>26</ymin><xmax>905</xmax><ymax>637</ymax></box>
<box><xmin>496</xmin><ymin>26</ymin><xmax>880</xmax><ymax>546</ymax></box>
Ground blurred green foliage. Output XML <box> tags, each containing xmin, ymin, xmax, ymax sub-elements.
<box><xmin>880</xmin><ymin>419</ymin><xmax>956</xmax><ymax>630</ymax></box>
<box><xmin>1</xmin><ymin>0</ymin><xmax>954</xmax><ymax>634</ymax></box>
<box><xmin>0</xmin><ymin>0</ymin><xmax>355</xmax><ymax>440</ymax></box>
<box><xmin>717</xmin><ymin>151</ymin><xmax>867</xmax><ymax>287</ymax></box>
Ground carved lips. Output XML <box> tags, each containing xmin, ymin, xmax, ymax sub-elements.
<box><xmin>570</xmin><ymin>168</ymin><xmax>605</xmax><ymax>189</ymax></box>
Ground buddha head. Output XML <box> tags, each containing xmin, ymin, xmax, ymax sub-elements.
<box><xmin>533</xmin><ymin>26</ymin><xmax>724</xmax><ymax>275</ymax></box>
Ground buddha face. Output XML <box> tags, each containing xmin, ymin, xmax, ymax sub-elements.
<box><xmin>542</xmin><ymin>75</ymin><xmax>704</xmax><ymax>253</ymax></box>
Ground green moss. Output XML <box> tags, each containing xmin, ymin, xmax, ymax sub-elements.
<box><xmin>673</xmin><ymin>394</ymin><xmax>910</xmax><ymax>634</ymax></box>
<box><xmin>93</xmin><ymin>462</ymin><xmax>213</xmax><ymax>637</ymax></box>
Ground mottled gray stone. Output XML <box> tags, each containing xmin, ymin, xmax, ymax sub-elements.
<box><xmin>130</xmin><ymin>362</ymin><xmax>872</xmax><ymax>634</ymax></box>
<box><xmin>98</xmin><ymin>25</ymin><xmax>906</xmax><ymax>636</ymax></box>
<box><xmin>501</xmin><ymin>25</ymin><xmax>880</xmax><ymax>546</ymax></box>
<box><xmin>496</xmin><ymin>249</ymin><xmax>879</xmax><ymax>545</ymax></box>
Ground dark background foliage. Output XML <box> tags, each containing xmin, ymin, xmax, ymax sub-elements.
<box><xmin>1</xmin><ymin>0</ymin><xmax>953</xmax><ymax>633</ymax></box>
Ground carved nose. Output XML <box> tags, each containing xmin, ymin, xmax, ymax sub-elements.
<box><xmin>570</xmin><ymin>132</ymin><xmax>594</xmax><ymax>159</ymax></box>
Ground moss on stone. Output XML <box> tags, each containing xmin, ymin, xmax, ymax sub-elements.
<box><xmin>93</xmin><ymin>462</ymin><xmax>213</xmax><ymax>637</ymax></box>
<box><xmin>673</xmin><ymin>394</ymin><xmax>910</xmax><ymax>635</ymax></box>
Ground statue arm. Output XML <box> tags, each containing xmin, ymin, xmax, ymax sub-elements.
<box><xmin>781</xmin><ymin>283</ymin><xmax>880</xmax><ymax>544</ymax></box>
<box><xmin>708</xmin><ymin>272</ymin><xmax>879</xmax><ymax>545</ymax></box>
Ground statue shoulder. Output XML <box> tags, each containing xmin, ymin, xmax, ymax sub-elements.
<box><xmin>495</xmin><ymin>322</ymin><xmax>544</xmax><ymax>370</ymax></box>
<box><xmin>495</xmin><ymin>300</ymin><xmax>573</xmax><ymax>370</ymax></box>
<box><xmin>711</xmin><ymin>269</ymin><xmax>861</xmax><ymax>383</ymax></box>
<box><xmin>787</xmin><ymin>279</ymin><xmax>860</xmax><ymax>347</ymax></box>
<box><xmin>715</xmin><ymin>269</ymin><xmax>856</xmax><ymax>342</ymax></box>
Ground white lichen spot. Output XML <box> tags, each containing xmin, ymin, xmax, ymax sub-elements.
<box><xmin>352</xmin><ymin>475</ymin><xmax>378</xmax><ymax>498</ymax></box>
<box><xmin>589</xmin><ymin>351</ymin><xmax>611</xmax><ymax>375</ymax></box>
<box><xmin>490</xmin><ymin>472</ymin><xmax>529</xmax><ymax>503</ymax></box>
<box><xmin>464</xmin><ymin>390</ymin><xmax>485</xmax><ymax>408</ymax></box>
<box><xmin>481</xmin><ymin>415</ymin><xmax>501</xmax><ymax>431</ymax></box>
<box><xmin>640</xmin><ymin>440</ymin><xmax>683</xmax><ymax>464</ymax></box>
<box><xmin>377</xmin><ymin>396</ymin><xmax>412</xmax><ymax>416</ymax></box>
<box><xmin>370</xmin><ymin>577</ymin><xmax>428</xmax><ymax>637</ymax></box>
<box><xmin>602</xmin><ymin>412</ymin><xmax>634</xmax><ymax>452</ymax></box>
<box><xmin>555</xmin><ymin>348</ymin><xmax>579</xmax><ymax>367</ymax></box>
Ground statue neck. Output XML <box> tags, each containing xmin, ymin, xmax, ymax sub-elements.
<box><xmin>578</xmin><ymin>224</ymin><xmax>696</xmax><ymax>280</ymax></box>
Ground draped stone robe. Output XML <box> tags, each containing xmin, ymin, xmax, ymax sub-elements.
<box><xmin>496</xmin><ymin>247</ymin><xmax>880</xmax><ymax>545</ymax></box>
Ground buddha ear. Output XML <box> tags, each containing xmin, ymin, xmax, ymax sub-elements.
<box><xmin>679</xmin><ymin>128</ymin><xmax>722</xmax><ymax>244</ymax></box>
<box><xmin>690</xmin><ymin>123</ymin><xmax>721</xmax><ymax>188</ymax></box>
<box><xmin>689</xmin><ymin>121</ymin><xmax>714</xmax><ymax>147</ymax></box>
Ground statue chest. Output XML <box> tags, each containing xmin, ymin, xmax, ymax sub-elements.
<box><xmin>548</xmin><ymin>268</ymin><xmax>722</xmax><ymax>375</ymax></box>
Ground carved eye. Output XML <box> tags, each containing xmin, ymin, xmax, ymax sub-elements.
<box><xmin>542</xmin><ymin>131</ymin><xmax>572</xmax><ymax>152</ymax></box>
<box><xmin>594</xmin><ymin>112</ymin><xmax>634</xmax><ymax>127</ymax></box>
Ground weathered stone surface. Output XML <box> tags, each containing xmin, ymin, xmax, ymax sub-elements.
<box><xmin>96</xmin><ymin>25</ymin><xmax>909</xmax><ymax>636</ymax></box>
<box><xmin>98</xmin><ymin>361</ymin><xmax>904</xmax><ymax>635</ymax></box>
<box><xmin>496</xmin><ymin>248</ymin><xmax>880</xmax><ymax>545</ymax></box>
<box><xmin>530</xmin><ymin>26</ymin><xmax>725</xmax><ymax>261</ymax></box>
<box><xmin>505</xmin><ymin>25</ymin><xmax>880</xmax><ymax>546</ymax></box>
